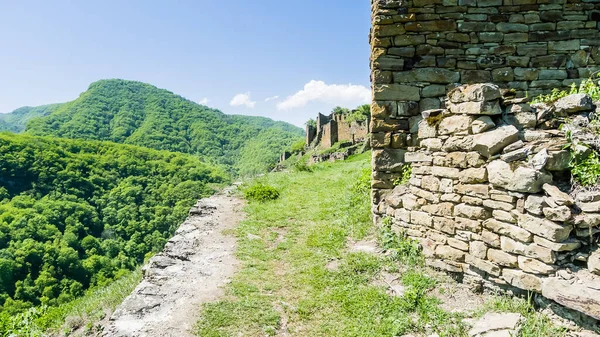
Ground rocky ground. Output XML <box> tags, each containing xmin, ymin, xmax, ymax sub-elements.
<box><xmin>101</xmin><ymin>189</ymin><xmax>244</xmax><ymax>337</ymax></box>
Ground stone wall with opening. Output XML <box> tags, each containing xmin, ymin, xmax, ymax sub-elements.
<box><xmin>370</xmin><ymin>0</ymin><xmax>600</xmax><ymax>322</ymax></box>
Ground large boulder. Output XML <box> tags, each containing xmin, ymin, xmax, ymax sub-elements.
<box><xmin>438</xmin><ymin>115</ymin><xmax>475</xmax><ymax>135</ymax></box>
<box><xmin>487</xmin><ymin>160</ymin><xmax>553</xmax><ymax>193</ymax></box>
<box><xmin>542</xmin><ymin>183</ymin><xmax>574</xmax><ymax>206</ymax></box>
<box><xmin>472</xmin><ymin>116</ymin><xmax>495</xmax><ymax>134</ymax></box>
<box><xmin>554</xmin><ymin>94</ymin><xmax>594</xmax><ymax>116</ymax></box>
<box><xmin>545</xmin><ymin>150</ymin><xmax>571</xmax><ymax>171</ymax></box>
<box><xmin>372</xmin><ymin>149</ymin><xmax>406</xmax><ymax>172</ymax></box>
<box><xmin>518</xmin><ymin>213</ymin><xmax>572</xmax><ymax>242</ymax></box>
<box><xmin>473</xmin><ymin>125</ymin><xmax>519</xmax><ymax>157</ymax></box>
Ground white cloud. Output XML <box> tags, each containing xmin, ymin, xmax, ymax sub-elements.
<box><xmin>264</xmin><ymin>95</ymin><xmax>279</xmax><ymax>102</ymax></box>
<box><xmin>230</xmin><ymin>92</ymin><xmax>256</xmax><ymax>108</ymax></box>
<box><xmin>198</xmin><ymin>97</ymin><xmax>209</xmax><ymax>105</ymax></box>
<box><xmin>277</xmin><ymin>80</ymin><xmax>370</xmax><ymax>110</ymax></box>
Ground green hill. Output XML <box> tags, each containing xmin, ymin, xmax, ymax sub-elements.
<box><xmin>0</xmin><ymin>104</ymin><xmax>63</xmax><ymax>133</ymax></box>
<box><xmin>0</xmin><ymin>133</ymin><xmax>227</xmax><ymax>315</ymax></box>
<box><xmin>24</xmin><ymin>79</ymin><xmax>303</xmax><ymax>175</ymax></box>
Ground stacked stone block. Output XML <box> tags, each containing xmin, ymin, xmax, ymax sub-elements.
<box><xmin>371</xmin><ymin>0</ymin><xmax>600</xmax><ymax>102</ymax></box>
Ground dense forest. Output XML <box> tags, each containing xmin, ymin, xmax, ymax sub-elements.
<box><xmin>0</xmin><ymin>133</ymin><xmax>228</xmax><ymax>316</ymax></box>
<box><xmin>21</xmin><ymin>79</ymin><xmax>303</xmax><ymax>175</ymax></box>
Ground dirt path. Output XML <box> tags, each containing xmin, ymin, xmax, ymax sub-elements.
<box><xmin>103</xmin><ymin>189</ymin><xmax>244</xmax><ymax>337</ymax></box>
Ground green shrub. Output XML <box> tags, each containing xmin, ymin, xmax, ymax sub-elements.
<box><xmin>243</xmin><ymin>183</ymin><xmax>280</xmax><ymax>202</ymax></box>
<box><xmin>352</xmin><ymin>167</ymin><xmax>371</xmax><ymax>196</ymax></box>
<box><xmin>305</xmin><ymin>119</ymin><xmax>317</xmax><ymax>128</ymax></box>
<box><xmin>345</xmin><ymin>104</ymin><xmax>371</xmax><ymax>123</ymax></box>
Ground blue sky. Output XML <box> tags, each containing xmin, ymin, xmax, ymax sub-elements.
<box><xmin>0</xmin><ymin>1</ymin><xmax>371</xmax><ymax>126</ymax></box>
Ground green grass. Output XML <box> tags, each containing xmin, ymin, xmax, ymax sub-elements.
<box><xmin>1</xmin><ymin>269</ymin><xmax>141</xmax><ymax>337</ymax></box>
<box><xmin>195</xmin><ymin>152</ymin><xmax>470</xmax><ymax>337</ymax></box>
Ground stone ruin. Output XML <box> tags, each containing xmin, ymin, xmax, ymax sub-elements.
<box><xmin>304</xmin><ymin>111</ymin><xmax>371</xmax><ymax>164</ymax></box>
<box><xmin>369</xmin><ymin>0</ymin><xmax>600</xmax><ymax>325</ymax></box>
<box><xmin>306</xmin><ymin>112</ymin><xmax>370</xmax><ymax>149</ymax></box>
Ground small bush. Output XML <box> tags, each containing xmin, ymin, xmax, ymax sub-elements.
<box><xmin>305</xmin><ymin>119</ymin><xmax>317</xmax><ymax>128</ymax></box>
<box><xmin>243</xmin><ymin>183</ymin><xmax>280</xmax><ymax>202</ymax></box>
<box><xmin>399</xmin><ymin>271</ymin><xmax>437</xmax><ymax>312</ymax></box>
<box><xmin>351</xmin><ymin>167</ymin><xmax>371</xmax><ymax>195</ymax></box>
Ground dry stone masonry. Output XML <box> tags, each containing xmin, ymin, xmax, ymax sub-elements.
<box><xmin>370</xmin><ymin>0</ymin><xmax>600</xmax><ymax>103</ymax></box>
<box><xmin>370</xmin><ymin>0</ymin><xmax>600</xmax><ymax>322</ymax></box>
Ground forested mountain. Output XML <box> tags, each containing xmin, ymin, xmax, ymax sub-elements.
<box><xmin>24</xmin><ymin>79</ymin><xmax>303</xmax><ymax>175</ymax></box>
<box><xmin>0</xmin><ymin>104</ymin><xmax>63</xmax><ymax>133</ymax></box>
<box><xmin>0</xmin><ymin>133</ymin><xmax>227</xmax><ymax>314</ymax></box>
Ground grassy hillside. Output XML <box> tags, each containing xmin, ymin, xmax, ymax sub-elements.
<box><xmin>0</xmin><ymin>133</ymin><xmax>227</xmax><ymax>322</ymax></box>
<box><xmin>24</xmin><ymin>79</ymin><xmax>303</xmax><ymax>175</ymax></box>
<box><xmin>0</xmin><ymin>104</ymin><xmax>63</xmax><ymax>133</ymax></box>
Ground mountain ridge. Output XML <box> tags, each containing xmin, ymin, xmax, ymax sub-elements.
<box><xmin>1</xmin><ymin>79</ymin><xmax>302</xmax><ymax>175</ymax></box>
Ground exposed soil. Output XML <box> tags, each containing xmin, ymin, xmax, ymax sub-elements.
<box><xmin>102</xmin><ymin>189</ymin><xmax>244</xmax><ymax>337</ymax></box>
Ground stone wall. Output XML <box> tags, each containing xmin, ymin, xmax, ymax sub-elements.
<box><xmin>373</xmin><ymin>81</ymin><xmax>600</xmax><ymax>320</ymax></box>
<box><xmin>306</xmin><ymin>112</ymin><xmax>370</xmax><ymax>149</ymax></box>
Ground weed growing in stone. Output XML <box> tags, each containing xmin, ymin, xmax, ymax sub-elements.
<box><xmin>571</xmin><ymin>151</ymin><xmax>600</xmax><ymax>186</ymax></box>
<box><xmin>393</xmin><ymin>163</ymin><xmax>412</xmax><ymax>186</ymax></box>
<box><xmin>532</xmin><ymin>73</ymin><xmax>600</xmax><ymax>104</ymax></box>
<box><xmin>380</xmin><ymin>217</ymin><xmax>423</xmax><ymax>266</ymax></box>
